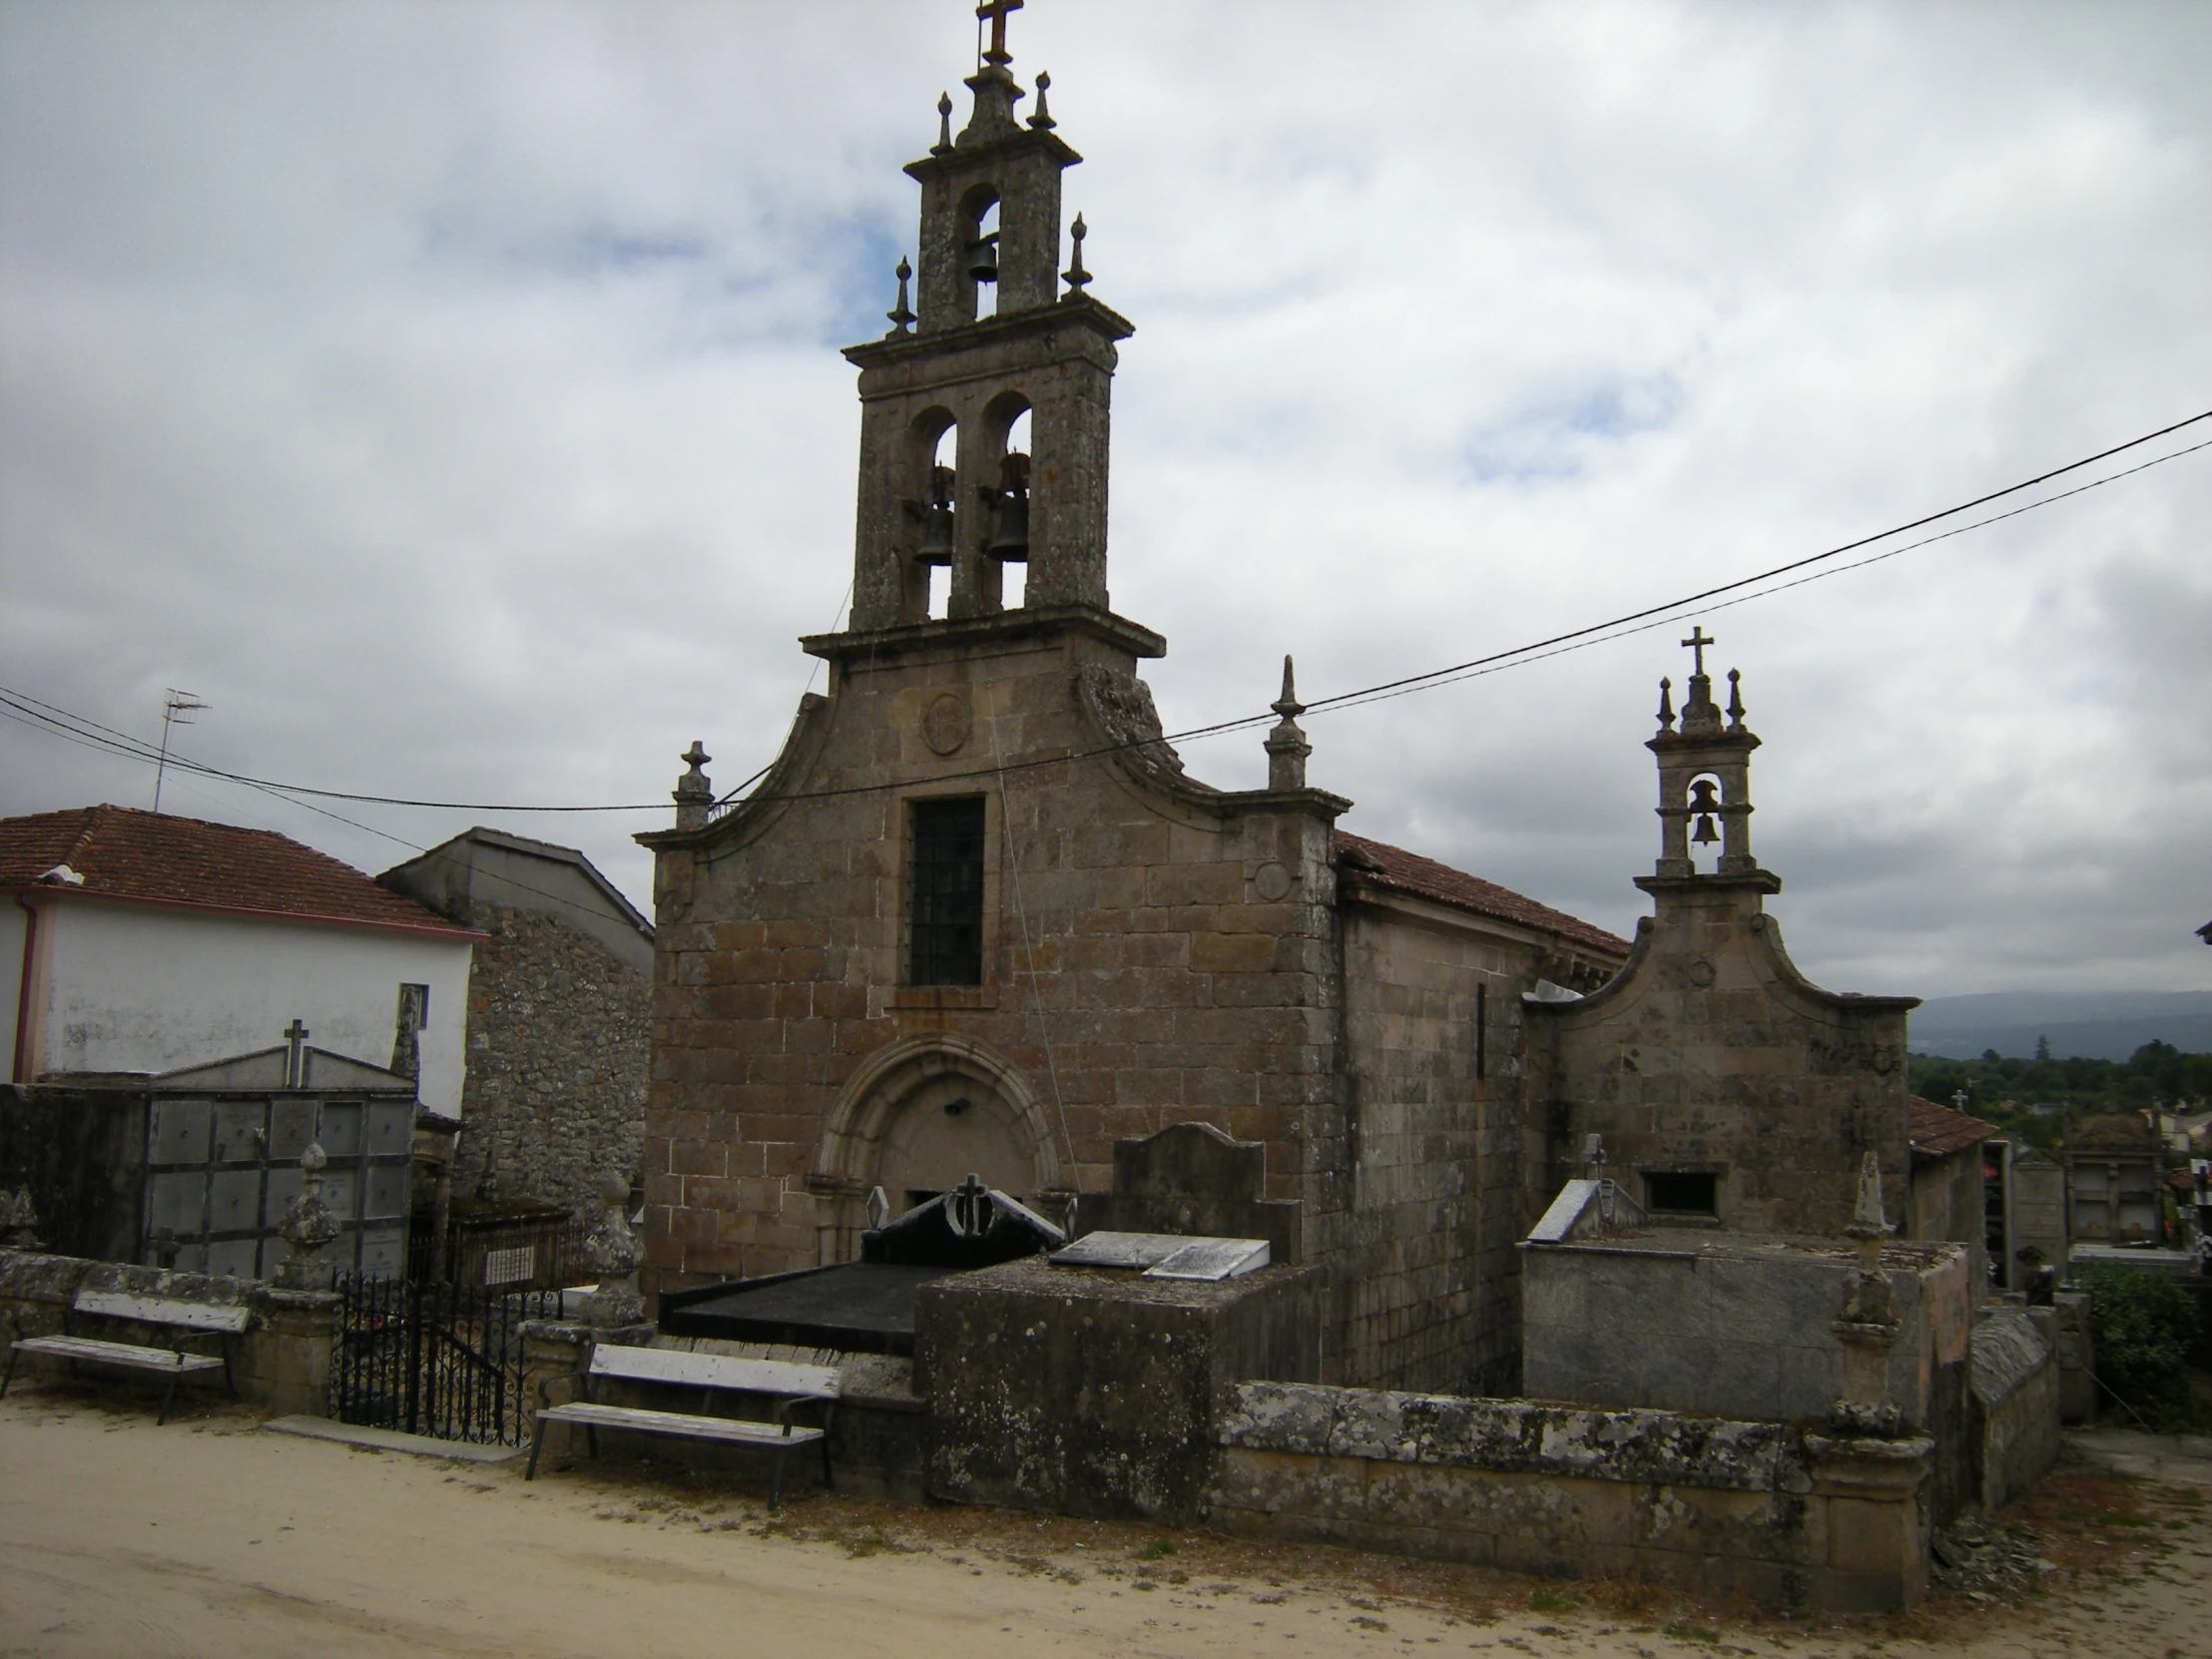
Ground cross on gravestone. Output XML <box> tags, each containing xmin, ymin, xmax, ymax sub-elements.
<box><xmin>281</xmin><ymin>1018</ymin><xmax>310</xmax><ymax>1088</ymax></box>
<box><xmin>1680</xmin><ymin>627</ymin><xmax>1715</xmax><ymax>678</ymax></box>
<box><xmin>945</xmin><ymin>1172</ymin><xmax>995</xmax><ymax>1240</ymax></box>
<box><xmin>977</xmin><ymin>0</ymin><xmax>1022</xmax><ymax>65</ymax></box>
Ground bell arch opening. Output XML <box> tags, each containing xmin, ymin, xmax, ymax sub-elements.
<box><xmin>961</xmin><ymin>184</ymin><xmax>1002</xmax><ymax>321</ymax></box>
<box><xmin>1686</xmin><ymin>772</ymin><xmax>1725</xmax><ymax>874</ymax></box>
<box><xmin>980</xmin><ymin>392</ymin><xmax>1032</xmax><ymax>612</ymax></box>
<box><xmin>904</xmin><ymin>409</ymin><xmax>956</xmax><ymax>622</ymax></box>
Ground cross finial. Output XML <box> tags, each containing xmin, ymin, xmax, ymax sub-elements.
<box><xmin>1680</xmin><ymin>626</ymin><xmax>1715</xmax><ymax>677</ymax></box>
<box><xmin>977</xmin><ymin>0</ymin><xmax>1022</xmax><ymax>67</ymax></box>
<box><xmin>281</xmin><ymin>1018</ymin><xmax>311</xmax><ymax>1087</ymax></box>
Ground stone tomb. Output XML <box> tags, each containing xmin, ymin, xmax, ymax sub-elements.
<box><xmin>917</xmin><ymin>1249</ymin><xmax>1324</xmax><ymax>1523</ymax></box>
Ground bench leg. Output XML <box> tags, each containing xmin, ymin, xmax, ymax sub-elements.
<box><xmin>820</xmin><ymin>1405</ymin><xmax>835</xmax><ymax>1490</ymax></box>
<box><xmin>768</xmin><ymin>1444</ymin><xmax>788</xmax><ymax>1513</ymax></box>
<box><xmin>0</xmin><ymin>1345</ymin><xmax>20</xmax><ymax>1402</ymax></box>
<box><xmin>526</xmin><ymin>1416</ymin><xmax>550</xmax><ymax>1480</ymax></box>
<box><xmin>158</xmin><ymin>1367</ymin><xmax>182</xmax><ymax>1426</ymax></box>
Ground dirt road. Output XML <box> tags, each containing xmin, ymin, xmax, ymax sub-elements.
<box><xmin>2</xmin><ymin>1385</ymin><xmax>2205</xmax><ymax>1659</ymax></box>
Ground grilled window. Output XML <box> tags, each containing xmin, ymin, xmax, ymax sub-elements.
<box><xmin>1645</xmin><ymin>1171</ymin><xmax>1718</xmax><ymax>1216</ymax></box>
<box><xmin>908</xmin><ymin>797</ymin><xmax>985</xmax><ymax>985</ymax></box>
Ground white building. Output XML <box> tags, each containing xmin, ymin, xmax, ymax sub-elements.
<box><xmin>3</xmin><ymin>805</ymin><xmax>477</xmax><ymax>1114</ymax></box>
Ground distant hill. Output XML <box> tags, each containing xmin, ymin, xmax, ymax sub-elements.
<box><xmin>1909</xmin><ymin>990</ymin><xmax>2212</xmax><ymax>1061</ymax></box>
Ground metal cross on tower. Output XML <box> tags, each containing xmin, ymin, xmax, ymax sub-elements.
<box><xmin>977</xmin><ymin>0</ymin><xmax>1022</xmax><ymax>66</ymax></box>
<box><xmin>1680</xmin><ymin>626</ymin><xmax>1715</xmax><ymax>678</ymax></box>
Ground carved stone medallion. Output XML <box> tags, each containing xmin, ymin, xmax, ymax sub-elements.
<box><xmin>921</xmin><ymin>691</ymin><xmax>972</xmax><ymax>757</ymax></box>
<box><xmin>1686</xmin><ymin>958</ymin><xmax>1717</xmax><ymax>988</ymax></box>
<box><xmin>1253</xmin><ymin>861</ymin><xmax>1295</xmax><ymax>902</ymax></box>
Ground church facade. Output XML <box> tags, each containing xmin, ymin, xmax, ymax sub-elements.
<box><xmin>636</xmin><ymin>16</ymin><xmax>1626</xmax><ymax>1393</ymax></box>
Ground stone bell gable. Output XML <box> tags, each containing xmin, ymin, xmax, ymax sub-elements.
<box><xmin>1521</xmin><ymin>636</ymin><xmax>1919</xmax><ymax>1237</ymax></box>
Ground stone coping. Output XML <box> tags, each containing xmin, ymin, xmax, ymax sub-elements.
<box><xmin>1524</xmin><ymin>1229</ymin><xmax>1962</xmax><ymax>1270</ymax></box>
<box><xmin>1219</xmin><ymin>1381</ymin><xmax>1811</xmax><ymax>1494</ymax></box>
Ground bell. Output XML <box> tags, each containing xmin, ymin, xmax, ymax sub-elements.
<box><xmin>1691</xmin><ymin>814</ymin><xmax>1720</xmax><ymax>845</ymax></box>
<box><xmin>986</xmin><ymin>451</ymin><xmax>1029</xmax><ymax>556</ymax></box>
<box><xmin>917</xmin><ymin>463</ymin><xmax>956</xmax><ymax>560</ymax></box>
<box><xmin>967</xmin><ymin>232</ymin><xmax>999</xmax><ymax>284</ymax></box>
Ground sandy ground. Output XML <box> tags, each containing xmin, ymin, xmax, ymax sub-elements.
<box><xmin>2</xmin><ymin>1383</ymin><xmax>2208</xmax><ymax>1659</ymax></box>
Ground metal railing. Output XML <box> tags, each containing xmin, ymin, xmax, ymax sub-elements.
<box><xmin>332</xmin><ymin>1273</ymin><xmax>562</xmax><ymax>1445</ymax></box>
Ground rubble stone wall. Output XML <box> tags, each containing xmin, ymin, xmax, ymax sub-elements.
<box><xmin>453</xmin><ymin>905</ymin><xmax>650</xmax><ymax>1222</ymax></box>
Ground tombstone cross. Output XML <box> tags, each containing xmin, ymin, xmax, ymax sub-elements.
<box><xmin>977</xmin><ymin>0</ymin><xmax>1022</xmax><ymax>65</ymax></box>
<box><xmin>1680</xmin><ymin>627</ymin><xmax>1715</xmax><ymax>678</ymax></box>
<box><xmin>281</xmin><ymin>1018</ymin><xmax>311</xmax><ymax>1088</ymax></box>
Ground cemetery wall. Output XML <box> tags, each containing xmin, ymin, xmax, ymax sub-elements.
<box><xmin>1211</xmin><ymin>1381</ymin><xmax>1935</xmax><ymax>1614</ymax></box>
<box><xmin>0</xmin><ymin>1249</ymin><xmax>332</xmax><ymax>1417</ymax></box>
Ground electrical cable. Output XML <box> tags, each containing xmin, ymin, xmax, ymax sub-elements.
<box><xmin>4</xmin><ymin>407</ymin><xmax>2207</xmax><ymax>817</ymax></box>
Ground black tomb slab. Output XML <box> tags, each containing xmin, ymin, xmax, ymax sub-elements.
<box><xmin>659</xmin><ymin>1176</ymin><xmax>1066</xmax><ymax>1356</ymax></box>
<box><xmin>660</xmin><ymin>1263</ymin><xmax>952</xmax><ymax>1356</ymax></box>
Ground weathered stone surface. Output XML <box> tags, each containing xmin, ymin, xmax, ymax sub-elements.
<box><xmin>915</xmin><ymin>1255</ymin><xmax>1323</xmax><ymax>1522</ymax></box>
<box><xmin>1219</xmin><ymin>1381</ymin><xmax>1807</xmax><ymax>1493</ymax></box>
<box><xmin>448</xmin><ymin>905</ymin><xmax>649</xmax><ymax>1221</ymax></box>
<box><xmin>1969</xmin><ymin>1307</ymin><xmax>2058</xmax><ymax>1511</ymax></box>
<box><xmin>1521</xmin><ymin>1231</ymin><xmax>1970</xmax><ymax>1430</ymax></box>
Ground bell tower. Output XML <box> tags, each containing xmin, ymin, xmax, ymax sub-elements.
<box><xmin>839</xmin><ymin>1</ymin><xmax>1139</xmax><ymax>635</ymax></box>
<box><xmin>1634</xmin><ymin>627</ymin><xmax>1781</xmax><ymax>900</ymax></box>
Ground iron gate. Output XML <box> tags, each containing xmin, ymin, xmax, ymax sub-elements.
<box><xmin>332</xmin><ymin>1274</ymin><xmax>562</xmax><ymax>1445</ymax></box>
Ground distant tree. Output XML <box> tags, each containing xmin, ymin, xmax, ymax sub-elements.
<box><xmin>2035</xmin><ymin>1033</ymin><xmax>2051</xmax><ymax>1062</ymax></box>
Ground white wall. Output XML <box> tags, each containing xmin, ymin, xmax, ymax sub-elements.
<box><xmin>0</xmin><ymin>900</ymin><xmax>25</xmax><ymax>1070</ymax></box>
<box><xmin>35</xmin><ymin>900</ymin><xmax>473</xmax><ymax>1115</ymax></box>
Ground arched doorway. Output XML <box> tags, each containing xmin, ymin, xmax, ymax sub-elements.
<box><xmin>813</xmin><ymin>1035</ymin><xmax>1059</xmax><ymax>1261</ymax></box>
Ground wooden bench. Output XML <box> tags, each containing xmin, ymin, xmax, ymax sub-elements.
<box><xmin>528</xmin><ymin>1345</ymin><xmax>839</xmax><ymax>1509</ymax></box>
<box><xmin>3</xmin><ymin>1290</ymin><xmax>249</xmax><ymax>1423</ymax></box>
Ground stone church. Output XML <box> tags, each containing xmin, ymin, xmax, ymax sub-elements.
<box><xmin>636</xmin><ymin>12</ymin><xmax>1630</xmax><ymax>1393</ymax></box>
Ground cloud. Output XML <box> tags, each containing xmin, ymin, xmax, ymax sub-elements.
<box><xmin>2</xmin><ymin>0</ymin><xmax>2207</xmax><ymax>1001</ymax></box>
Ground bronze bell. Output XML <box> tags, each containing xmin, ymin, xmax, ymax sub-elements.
<box><xmin>916</xmin><ymin>464</ymin><xmax>956</xmax><ymax>560</ymax></box>
<box><xmin>967</xmin><ymin>232</ymin><xmax>999</xmax><ymax>284</ymax></box>
<box><xmin>1688</xmin><ymin>778</ymin><xmax>1722</xmax><ymax>845</ymax></box>
<box><xmin>986</xmin><ymin>451</ymin><xmax>1030</xmax><ymax>556</ymax></box>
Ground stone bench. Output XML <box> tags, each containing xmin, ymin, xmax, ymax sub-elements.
<box><xmin>3</xmin><ymin>1289</ymin><xmax>249</xmax><ymax>1423</ymax></box>
<box><xmin>527</xmin><ymin>1345</ymin><xmax>839</xmax><ymax>1509</ymax></box>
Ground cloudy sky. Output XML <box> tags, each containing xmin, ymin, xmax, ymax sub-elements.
<box><xmin>3</xmin><ymin>0</ymin><xmax>2207</xmax><ymax>1000</ymax></box>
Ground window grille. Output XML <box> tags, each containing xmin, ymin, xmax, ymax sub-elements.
<box><xmin>909</xmin><ymin>797</ymin><xmax>985</xmax><ymax>985</ymax></box>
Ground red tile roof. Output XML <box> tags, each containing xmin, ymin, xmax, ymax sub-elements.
<box><xmin>0</xmin><ymin>806</ymin><xmax>473</xmax><ymax>937</ymax></box>
<box><xmin>1908</xmin><ymin>1095</ymin><xmax>1999</xmax><ymax>1159</ymax></box>
<box><xmin>1335</xmin><ymin>830</ymin><xmax>1632</xmax><ymax>960</ymax></box>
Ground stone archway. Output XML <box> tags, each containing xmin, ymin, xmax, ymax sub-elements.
<box><xmin>815</xmin><ymin>1036</ymin><xmax>1060</xmax><ymax>1250</ymax></box>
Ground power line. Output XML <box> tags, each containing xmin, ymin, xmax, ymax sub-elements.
<box><xmin>4</xmin><ymin>407</ymin><xmax>2207</xmax><ymax>818</ymax></box>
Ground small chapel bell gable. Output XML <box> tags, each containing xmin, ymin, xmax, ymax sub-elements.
<box><xmin>1639</xmin><ymin>628</ymin><xmax>1773</xmax><ymax>887</ymax></box>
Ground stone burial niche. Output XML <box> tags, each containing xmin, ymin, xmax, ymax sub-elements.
<box><xmin>657</xmin><ymin>1175</ymin><xmax>1062</xmax><ymax>1357</ymax></box>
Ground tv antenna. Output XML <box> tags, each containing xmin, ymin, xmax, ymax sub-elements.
<box><xmin>152</xmin><ymin>688</ymin><xmax>208</xmax><ymax>813</ymax></box>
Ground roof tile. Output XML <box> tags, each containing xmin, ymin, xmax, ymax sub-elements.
<box><xmin>0</xmin><ymin>806</ymin><xmax>472</xmax><ymax>936</ymax></box>
<box><xmin>1335</xmin><ymin>830</ymin><xmax>1631</xmax><ymax>959</ymax></box>
<box><xmin>1908</xmin><ymin>1094</ymin><xmax>1999</xmax><ymax>1159</ymax></box>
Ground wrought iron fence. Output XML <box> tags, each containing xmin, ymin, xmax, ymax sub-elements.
<box><xmin>407</xmin><ymin>1212</ymin><xmax>584</xmax><ymax>1292</ymax></box>
<box><xmin>332</xmin><ymin>1273</ymin><xmax>562</xmax><ymax>1445</ymax></box>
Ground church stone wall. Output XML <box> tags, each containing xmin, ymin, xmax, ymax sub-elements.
<box><xmin>1339</xmin><ymin>901</ymin><xmax>1535</xmax><ymax>1395</ymax></box>
<box><xmin>642</xmin><ymin>630</ymin><xmax>1347</xmax><ymax>1303</ymax></box>
<box><xmin>1523</xmin><ymin>886</ymin><xmax>1914</xmax><ymax>1240</ymax></box>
